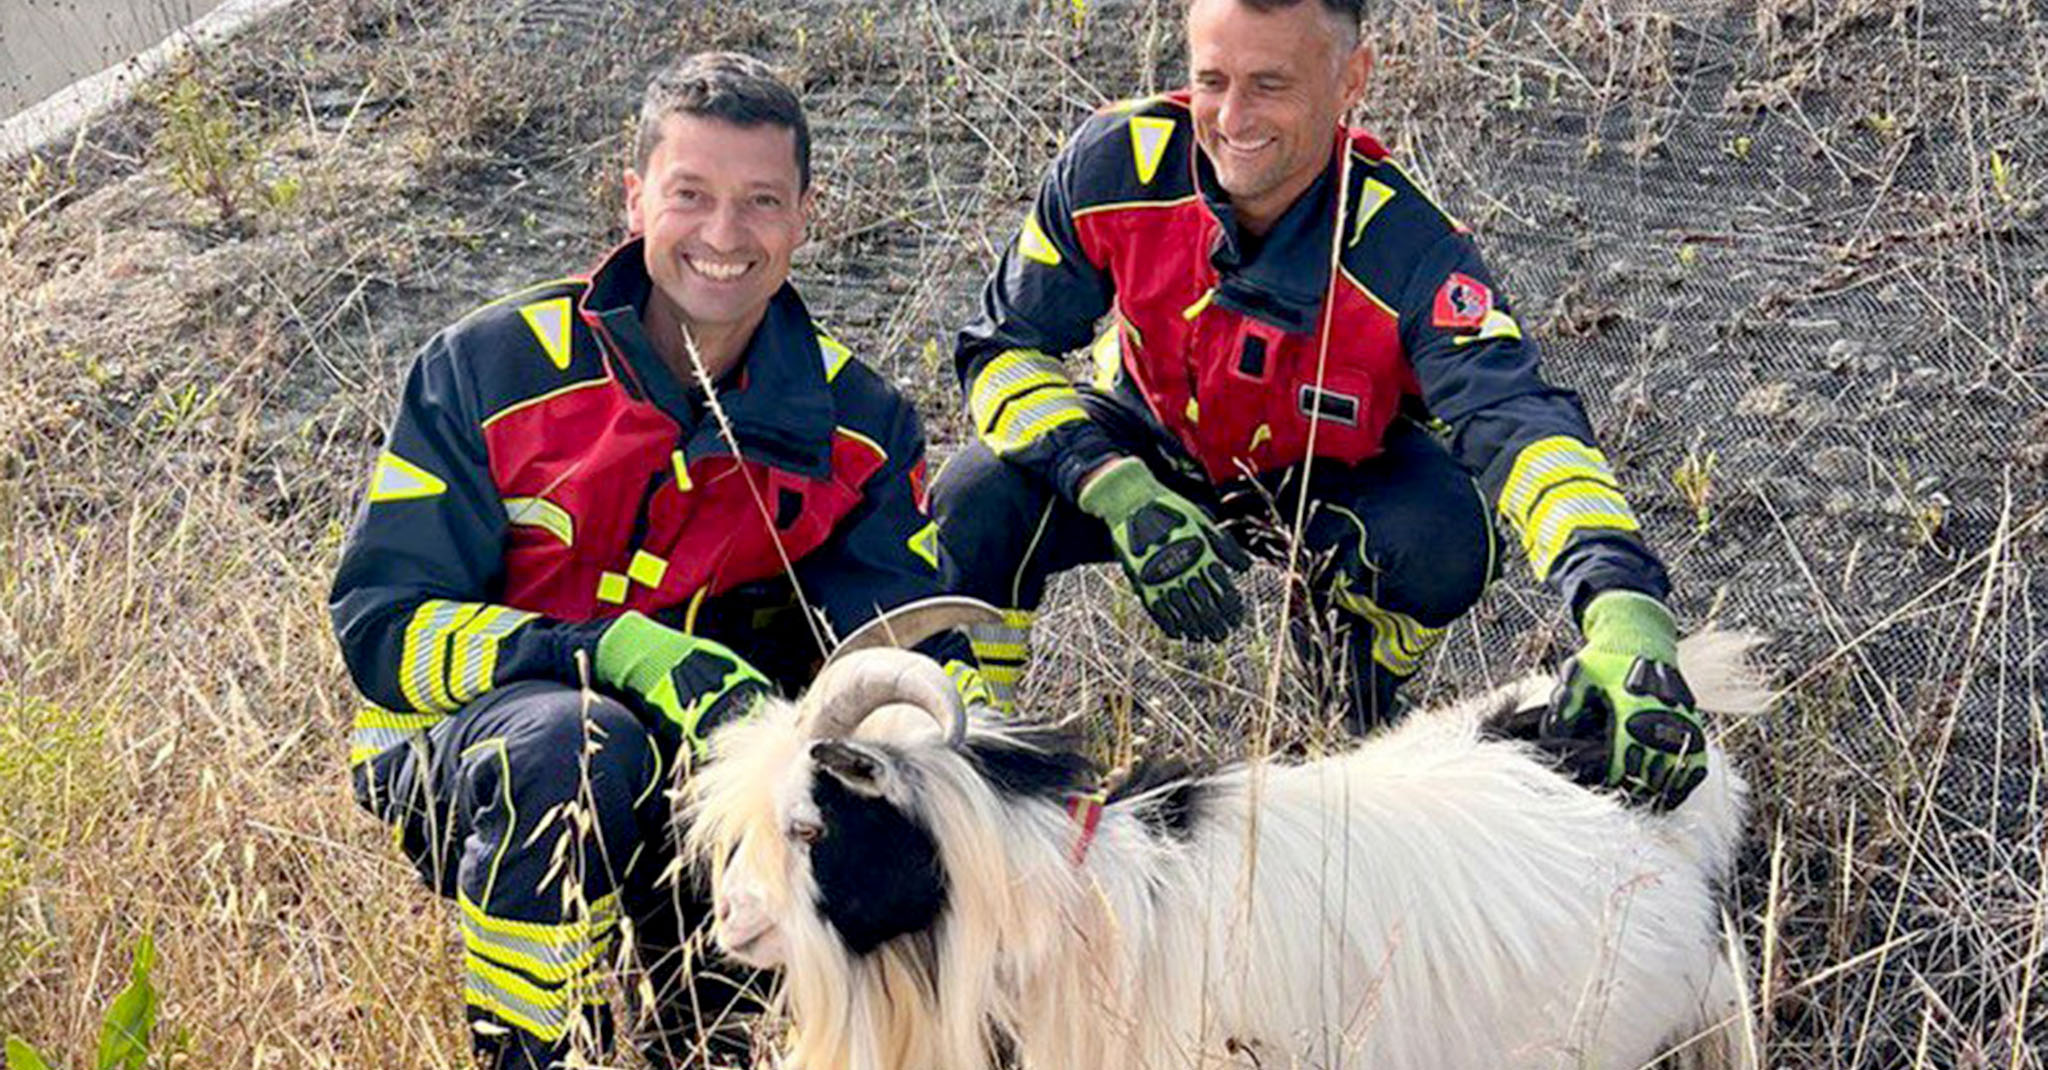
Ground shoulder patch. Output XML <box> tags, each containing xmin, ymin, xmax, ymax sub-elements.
<box><xmin>518</xmin><ymin>297</ymin><xmax>574</xmax><ymax>370</ymax></box>
<box><xmin>1018</xmin><ymin>210</ymin><xmax>1063</xmax><ymax>267</ymax></box>
<box><xmin>1129</xmin><ymin>115</ymin><xmax>1175</xmax><ymax>186</ymax></box>
<box><xmin>1432</xmin><ymin>273</ymin><xmax>1493</xmax><ymax>331</ymax></box>
<box><xmin>369</xmin><ymin>451</ymin><xmax>448</xmax><ymax>503</ymax></box>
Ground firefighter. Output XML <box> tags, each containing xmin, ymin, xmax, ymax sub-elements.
<box><xmin>330</xmin><ymin>53</ymin><xmax>983</xmax><ymax>1069</ymax></box>
<box><xmin>933</xmin><ymin>0</ymin><xmax>1707</xmax><ymax>806</ymax></box>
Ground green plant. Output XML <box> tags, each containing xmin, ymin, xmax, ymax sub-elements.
<box><xmin>154</xmin><ymin>66</ymin><xmax>258</xmax><ymax>222</ymax></box>
<box><xmin>1990</xmin><ymin>149</ymin><xmax>2013</xmax><ymax>204</ymax></box>
<box><xmin>262</xmin><ymin>174</ymin><xmax>303</xmax><ymax>212</ymax></box>
<box><xmin>3</xmin><ymin>151</ymin><xmax>76</xmax><ymax>247</ymax></box>
<box><xmin>1671</xmin><ymin>444</ymin><xmax>1718</xmax><ymax>534</ymax></box>
<box><xmin>5</xmin><ymin>932</ymin><xmax>157</xmax><ymax>1070</ymax></box>
<box><xmin>146</xmin><ymin>382</ymin><xmax>214</xmax><ymax>435</ymax></box>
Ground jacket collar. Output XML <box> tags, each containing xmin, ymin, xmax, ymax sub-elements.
<box><xmin>1195</xmin><ymin>128</ymin><xmax>1348</xmax><ymax>335</ymax></box>
<box><xmin>580</xmin><ymin>239</ymin><xmax>837</xmax><ymax>478</ymax></box>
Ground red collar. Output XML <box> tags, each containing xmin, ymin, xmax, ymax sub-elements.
<box><xmin>1064</xmin><ymin>790</ymin><xmax>1109</xmax><ymax>865</ymax></box>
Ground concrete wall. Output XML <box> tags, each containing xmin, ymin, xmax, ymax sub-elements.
<box><xmin>1</xmin><ymin>0</ymin><xmax>228</xmax><ymax>117</ymax></box>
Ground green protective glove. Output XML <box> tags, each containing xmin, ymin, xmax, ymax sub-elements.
<box><xmin>593</xmin><ymin>612</ymin><xmax>772</xmax><ymax>755</ymax></box>
<box><xmin>1078</xmin><ymin>458</ymin><xmax>1252</xmax><ymax>643</ymax></box>
<box><xmin>1542</xmin><ymin>591</ymin><xmax>1709</xmax><ymax>810</ymax></box>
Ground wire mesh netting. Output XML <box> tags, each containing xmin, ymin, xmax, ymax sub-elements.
<box><xmin>756</xmin><ymin>1</ymin><xmax>2046</xmax><ymax>1064</ymax></box>
<box><xmin>1</xmin><ymin>0</ymin><xmax>2038</xmax><ymax>1064</ymax></box>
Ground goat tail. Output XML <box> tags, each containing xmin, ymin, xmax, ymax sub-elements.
<box><xmin>1663</xmin><ymin>630</ymin><xmax>1769</xmax><ymax>876</ymax></box>
<box><xmin>1676</xmin><ymin>630</ymin><xmax>1772</xmax><ymax>721</ymax></box>
<box><xmin>1670</xmin><ymin>908</ymin><xmax>1761</xmax><ymax>1070</ymax></box>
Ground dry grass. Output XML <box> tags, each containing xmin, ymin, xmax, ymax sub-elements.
<box><xmin>1</xmin><ymin>0</ymin><xmax>2042</xmax><ymax>1066</ymax></box>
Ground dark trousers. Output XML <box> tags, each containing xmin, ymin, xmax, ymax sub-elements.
<box><xmin>350</xmin><ymin>591</ymin><xmax>819</xmax><ymax>1069</ymax></box>
<box><xmin>931</xmin><ymin>390</ymin><xmax>1497</xmax><ymax>731</ymax></box>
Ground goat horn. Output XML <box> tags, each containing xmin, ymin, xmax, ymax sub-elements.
<box><xmin>818</xmin><ymin>596</ymin><xmax>1006</xmax><ymax>674</ymax></box>
<box><xmin>807</xmin><ymin>648</ymin><xmax>968</xmax><ymax>747</ymax></box>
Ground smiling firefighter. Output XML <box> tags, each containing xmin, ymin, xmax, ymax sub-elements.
<box><xmin>932</xmin><ymin>0</ymin><xmax>1706</xmax><ymax>806</ymax></box>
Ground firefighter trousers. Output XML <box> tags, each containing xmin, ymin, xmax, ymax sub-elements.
<box><xmin>351</xmin><ymin>681</ymin><xmax>763</xmax><ymax>1068</ymax></box>
<box><xmin>932</xmin><ymin>389</ymin><xmax>1497</xmax><ymax>732</ymax></box>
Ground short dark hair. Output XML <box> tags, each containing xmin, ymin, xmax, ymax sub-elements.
<box><xmin>1193</xmin><ymin>0</ymin><xmax>1365</xmax><ymax>38</ymax></box>
<box><xmin>635</xmin><ymin>52</ymin><xmax>811</xmax><ymax>190</ymax></box>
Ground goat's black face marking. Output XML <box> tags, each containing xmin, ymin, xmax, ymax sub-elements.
<box><xmin>808</xmin><ymin>753</ymin><xmax>947</xmax><ymax>954</ymax></box>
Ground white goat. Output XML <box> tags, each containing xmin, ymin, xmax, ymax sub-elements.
<box><xmin>687</xmin><ymin>602</ymin><xmax>1763</xmax><ymax>1070</ymax></box>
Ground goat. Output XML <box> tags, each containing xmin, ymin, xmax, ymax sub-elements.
<box><xmin>686</xmin><ymin>599</ymin><xmax>1764</xmax><ymax>1070</ymax></box>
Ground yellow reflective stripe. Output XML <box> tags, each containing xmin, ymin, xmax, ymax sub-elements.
<box><xmin>1509</xmin><ymin>464</ymin><xmax>1624</xmax><ymax>533</ymax></box>
<box><xmin>835</xmin><ymin>425</ymin><xmax>887</xmax><ymax>462</ymax></box>
<box><xmin>989</xmin><ymin>394</ymin><xmax>1088</xmax><ymax>454</ymax></box>
<box><xmin>1018</xmin><ymin>210</ymin><xmax>1062</xmax><ymax>267</ymax></box>
<box><xmin>969</xmin><ymin>637</ymin><xmax>1027</xmax><ymax>662</ymax></box>
<box><xmin>1498</xmin><ymin>437</ymin><xmax>1643</xmax><ymax>579</ymax></box>
<box><xmin>399</xmin><ymin>600</ymin><xmax>476</xmax><ymax>712</ymax></box>
<box><xmin>1348</xmin><ymin>176</ymin><xmax>1398</xmax><ymax>247</ymax></box>
<box><xmin>969</xmin><ymin>351</ymin><xmax>1087</xmax><ymax>455</ymax></box>
<box><xmin>347</xmin><ymin>706</ymin><xmax>447</xmax><ymax>766</ymax></box>
<box><xmin>459</xmin><ymin>891</ymin><xmax>621</xmax><ymax>984</ymax></box>
<box><xmin>966</xmin><ymin>610</ymin><xmax>1033</xmax><ymax>709</ymax></box>
<box><xmin>1453</xmin><ymin>308</ymin><xmax>1523</xmax><ymax>346</ymax></box>
<box><xmin>818</xmin><ymin>333</ymin><xmax>855</xmax><ymax>382</ymax></box>
<box><xmin>1336</xmin><ymin>263</ymin><xmax>1398</xmax><ymax>317</ymax></box>
<box><xmin>464</xmin><ymin>954</ymin><xmax>603</xmax><ymax>1042</ymax></box>
<box><xmin>1129</xmin><ymin>115</ymin><xmax>1175</xmax><ymax>185</ymax></box>
<box><xmin>398</xmin><ymin>601</ymin><xmax>536</xmax><ymax>713</ymax></box>
<box><xmin>1329</xmin><ymin>588</ymin><xmax>1446</xmax><ymax>676</ymax></box>
<box><xmin>1523</xmin><ymin>491</ymin><xmax>1641</xmax><ymax>581</ymax></box>
<box><xmin>969</xmin><ymin>350</ymin><xmax>1071</xmax><ymax>423</ymax></box>
<box><xmin>1069</xmin><ymin>193</ymin><xmax>1201</xmax><ymax>219</ymax></box>
<box><xmin>906</xmin><ymin>521</ymin><xmax>939</xmax><ymax>568</ymax></box>
<box><xmin>1090</xmin><ymin>327</ymin><xmax>1122</xmax><ymax>389</ymax></box>
<box><xmin>479</xmin><ymin>378</ymin><xmax>610</xmax><ymax>430</ymax></box>
<box><xmin>1499</xmin><ymin>436</ymin><xmax>1623</xmax><ymax>524</ymax></box>
<box><xmin>942</xmin><ymin>660</ymin><xmax>995</xmax><ymax>710</ymax></box>
<box><xmin>518</xmin><ymin>297</ymin><xmax>574</xmax><ymax>370</ymax></box>
<box><xmin>448</xmin><ymin>606</ymin><xmax>536</xmax><ymax>705</ymax></box>
<box><xmin>503</xmin><ymin>497</ymin><xmax>574</xmax><ymax>546</ymax></box>
<box><xmin>470</xmin><ymin>277</ymin><xmax>586</xmax><ymax>316</ymax></box>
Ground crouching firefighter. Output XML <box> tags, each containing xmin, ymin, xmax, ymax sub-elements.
<box><xmin>329</xmin><ymin>53</ymin><xmax>986</xmax><ymax>1069</ymax></box>
<box><xmin>933</xmin><ymin>0</ymin><xmax>1707</xmax><ymax>807</ymax></box>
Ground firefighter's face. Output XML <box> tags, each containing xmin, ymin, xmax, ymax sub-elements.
<box><xmin>626</xmin><ymin>114</ymin><xmax>812</xmax><ymax>338</ymax></box>
<box><xmin>1187</xmin><ymin>0</ymin><xmax>1370</xmax><ymax>231</ymax></box>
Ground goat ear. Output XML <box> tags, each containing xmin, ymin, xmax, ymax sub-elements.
<box><xmin>811</xmin><ymin>740</ymin><xmax>885</xmax><ymax>792</ymax></box>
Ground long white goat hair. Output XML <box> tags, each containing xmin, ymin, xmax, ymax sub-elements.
<box><xmin>688</xmin><ymin>633</ymin><xmax>1766</xmax><ymax>1070</ymax></box>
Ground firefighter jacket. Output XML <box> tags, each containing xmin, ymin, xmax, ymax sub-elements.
<box><xmin>331</xmin><ymin>238</ymin><xmax>957</xmax><ymax>730</ymax></box>
<box><xmin>954</xmin><ymin>91</ymin><xmax>1669</xmax><ymax>616</ymax></box>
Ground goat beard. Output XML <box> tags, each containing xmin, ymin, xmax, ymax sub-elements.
<box><xmin>781</xmin><ymin>922</ymin><xmax>995</xmax><ymax>1070</ymax></box>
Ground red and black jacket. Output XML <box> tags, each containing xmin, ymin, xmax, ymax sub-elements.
<box><xmin>955</xmin><ymin>91</ymin><xmax>1669</xmax><ymax>616</ymax></box>
<box><xmin>331</xmin><ymin>239</ymin><xmax>955</xmax><ymax>717</ymax></box>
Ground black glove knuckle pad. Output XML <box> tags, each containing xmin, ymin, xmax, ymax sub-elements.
<box><xmin>1625</xmin><ymin>659</ymin><xmax>1697</xmax><ymax>709</ymax></box>
<box><xmin>1139</xmin><ymin>537</ymin><xmax>1206</xmax><ymax>584</ymax></box>
<box><xmin>1633</xmin><ymin>710</ymin><xmax>1705</xmax><ymax>755</ymax></box>
<box><xmin>1126</xmin><ymin>503</ymin><xmax>1182</xmax><ymax>554</ymax></box>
